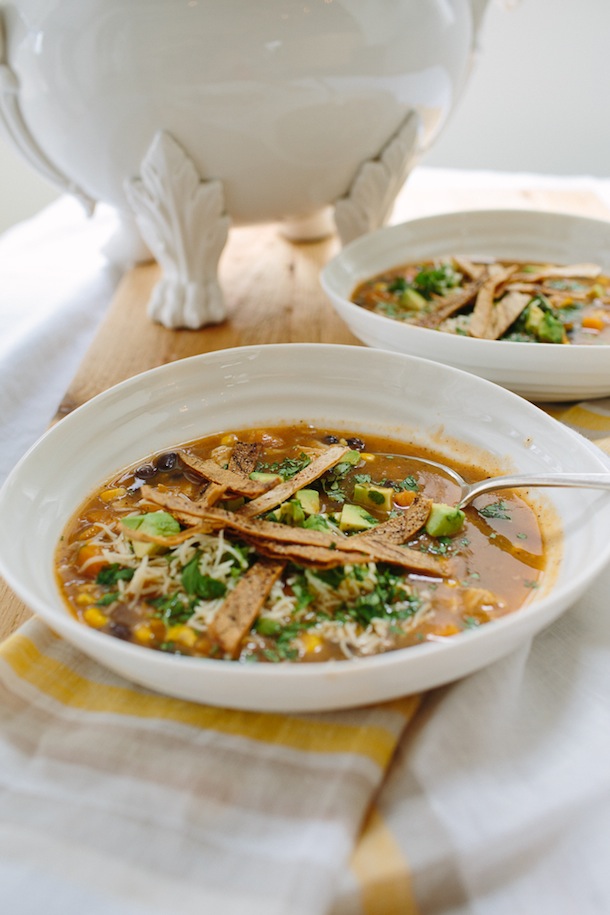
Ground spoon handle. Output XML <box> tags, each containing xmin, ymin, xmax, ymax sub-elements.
<box><xmin>459</xmin><ymin>473</ymin><xmax>610</xmax><ymax>508</ymax></box>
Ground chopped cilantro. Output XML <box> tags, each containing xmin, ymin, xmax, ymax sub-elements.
<box><xmin>181</xmin><ymin>553</ymin><xmax>228</xmax><ymax>600</ymax></box>
<box><xmin>412</xmin><ymin>263</ymin><xmax>462</xmax><ymax>298</ymax></box>
<box><xmin>150</xmin><ymin>593</ymin><xmax>196</xmax><ymax>624</ymax></box>
<box><xmin>303</xmin><ymin>514</ymin><xmax>331</xmax><ymax>532</ymax></box>
<box><xmin>290</xmin><ymin>573</ymin><xmax>316</xmax><ymax>611</ymax></box>
<box><xmin>96</xmin><ymin>564</ymin><xmax>135</xmax><ymax>586</ymax></box>
<box><xmin>478</xmin><ymin>500</ymin><xmax>512</xmax><ymax>520</ymax></box>
<box><xmin>311</xmin><ymin>567</ymin><xmax>345</xmax><ymax>589</ymax></box>
<box><xmin>337</xmin><ymin>566</ymin><xmax>420</xmax><ymax>627</ymax></box>
<box><xmin>259</xmin><ymin>452</ymin><xmax>312</xmax><ymax>480</ymax></box>
<box><xmin>387</xmin><ymin>276</ymin><xmax>408</xmax><ymax>293</ymax></box>
<box><xmin>95</xmin><ymin>591</ymin><xmax>120</xmax><ymax>607</ymax></box>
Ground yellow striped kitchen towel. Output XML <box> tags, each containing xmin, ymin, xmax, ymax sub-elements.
<box><xmin>0</xmin><ymin>617</ymin><xmax>420</xmax><ymax>915</ymax></box>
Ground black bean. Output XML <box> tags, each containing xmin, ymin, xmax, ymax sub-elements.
<box><xmin>346</xmin><ymin>437</ymin><xmax>366</xmax><ymax>451</ymax></box>
<box><xmin>323</xmin><ymin>434</ymin><xmax>339</xmax><ymax>444</ymax></box>
<box><xmin>134</xmin><ymin>462</ymin><xmax>157</xmax><ymax>480</ymax></box>
<box><xmin>155</xmin><ymin>452</ymin><xmax>177</xmax><ymax>472</ymax></box>
<box><xmin>109</xmin><ymin>622</ymin><xmax>131</xmax><ymax>641</ymax></box>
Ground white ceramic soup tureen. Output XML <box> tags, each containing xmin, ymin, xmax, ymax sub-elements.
<box><xmin>0</xmin><ymin>0</ymin><xmax>489</xmax><ymax>327</ymax></box>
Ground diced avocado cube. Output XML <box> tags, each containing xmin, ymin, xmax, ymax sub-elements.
<box><xmin>132</xmin><ymin>540</ymin><xmax>162</xmax><ymax>559</ymax></box>
<box><xmin>220</xmin><ymin>496</ymin><xmax>245</xmax><ymax>511</ymax></box>
<box><xmin>537</xmin><ymin>312</ymin><xmax>566</xmax><ymax>344</ymax></box>
<box><xmin>353</xmin><ymin>481</ymin><xmax>394</xmax><ymax>512</ymax></box>
<box><xmin>339</xmin><ymin>503</ymin><xmax>378</xmax><ymax>533</ymax></box>
<box><xmin>122</xmin><ymin>510</ymin><xmax>180</xmax><ymax>537</ymax></box>
<box><xmin>250</xmin><ymin>471</ymin><xmax>282</xmax><ymax>484</ymax></box>
<box><xmin>524</xmin><ymin>301</ymin><xmax>565</xmax><ymax>343</ymax></box>
<box><xmin>524</xmin><ymin>302</ymin><xmax>544</xmax><ymax>335</ymax></box>
<box><xmin>123</xmin><ymin>510</ymin><xmax>181</xmax><ymax>558</ymax></box>
<box><xmin>399</xmin><ymin>287</ymin><xmax>428</xmax><ymax>311</ymax></box>
<box><xmin>294</xmin><ymin>488</ymin><xmax>320</xmax><ymax>515</ymax></box>
<box><xmin>425</xmin><ymin>502</ymin><xmax>466</xmax><ymax>537</ymax></box>
<box><xmin>334</xmin><ymin>449</ymin><xmax>362</xmax><ymax>468</ymax></box>
<box><xmin>277</xmin><ymin>499</ymin><xmax>306</xmax><ymax>526</ymax></box>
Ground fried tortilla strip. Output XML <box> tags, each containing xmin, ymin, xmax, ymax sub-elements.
<box><xmin>196</xmin><ymin>482</ymin><xmax>228</xmax><ymax>508</ymax></box>
<box><xmin>250</xmin><ymin>532</ymin><xmax>450</xmax><ymax>576</ymax></box>
<box><xmin>250</xmin><ymin>540</ymin><xmax>370</xmax><ymax>569</ymax></box>
<box><xmin>229</xmin><ymin>441</ymin><xmax>263</xmax><ymax>475</ymax></box>
<box><xmin>199</xmin><ymin>505</ymin><xmax>449</xmax><ymax>575</ymax></box>
<box><xmin>139</xmin><ymin>487</ymin><xmax>212</xmax><ymax>527</ymax></box>
<box><xmin>246</xmin><ymin>530</ymin><xmax>450</xmax><ymax>576</ymax></box>
<box><xmin>140</xmin><ymin>487</ymin><xmax>451</xmax><ymax>575</ymax></box>
<box><xmin>140</xmin><ymin>489</ymin><xmax>344</xmax><ymax>546</ymax></box>
<box><xmin>421</xmin><ymin>279</ymin><xmax>485</xmax><ymax>329</ymax></box>
<box><xmin>469</xmin><ymin>265</ymin><xmax>519</xmax><ymax>339</ymax></box>
<box><xmin>237</xmin><ymin>443</ymin><xmax>350</xmax><ymax>518</ymax></box>
<box><xmin>194</xmin><ymin>442</ymin><xmax>264</xmax><ymax>508</ymax></box>
<box><xmin>346</xmin><ymin>537</ymin><xmax>450</xmax><ymax>576</ymax></box>
<box><xmin>452</xmin><ymin>256</ymin><xmax>487</xmax><ymax>281</ymax></box>
<box><xmin>474</xmin><ymin>289</ymin><xmax>531</xmax><ymax>341</ymax></box>
<box><xmin>209</xmin><ymin>559</ymin><xmax>285</xmax><ymax>658</ymax></box>
<box><xmin>353</xmin><ymin>494</ymin><xmax>432</xmax><ymax>544</ymax></box>
<box><xmin>178</xmin><ymin>451</ymin><xmax>272</xmax><ymax>498</ymax></box>
<box><xmin>511</xmin><ymin>263</ymin><xmax>602</xmax><ymax>282</ymax></box>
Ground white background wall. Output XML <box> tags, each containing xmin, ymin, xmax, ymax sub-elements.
<box><xmin>1</xmin><ymin>0</ymin><xmax>609</xmax><ymax>235</ymax></box>
<box><xmin>424</xmin><ymin>0</ymin><xmax>610</xmax><ymax>177</ymax></box>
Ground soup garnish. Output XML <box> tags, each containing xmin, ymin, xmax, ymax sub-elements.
<box><xmin>352</xmin><ymin>257</ymin><xmax>610</xmax><ymax>343</ymax></box>
<box><xmin>56</xmin><ymin>425</ymin><xmax>546</xmax><ymax>663</ymax></box>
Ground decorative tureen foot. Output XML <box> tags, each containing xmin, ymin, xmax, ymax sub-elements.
<box><xmin>333</xmin><ymin>111</ymin><xmax>419</xmax><ymax>245</ymax></box>
<box><xmin>125</xmin><ymin>130</ymin><xmax>230</xmax><ymax>329</ymax></box>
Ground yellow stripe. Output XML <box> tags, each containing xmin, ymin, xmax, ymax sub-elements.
<box><xmin>351</xmin><ymin>806</ymin><xmax>420</xmax><ymax>915</ymax></box>
<box><xmin>543</xmin><ymin>403</ymin><xmax>610</xmax><ymax>433</ymax></box>
<box><xmin>1</xmin><ymin>632</ymin><xmax>401</xmax><ymax>768</ymax></box>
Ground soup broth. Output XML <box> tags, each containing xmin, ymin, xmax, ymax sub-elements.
<box><xmin>352</xmin><ymin>257</ymin><xmax>610</xmax><ymax>344</ymax></box>
<box><xmin>56</xmin><ymin>425</ymin><xmax>546</xmax><ymax>663</ymax></box>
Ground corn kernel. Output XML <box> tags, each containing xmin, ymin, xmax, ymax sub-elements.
<box><xmin>300</xmin><ymin>631</ymin><xmax>323</xmax><ymax>654</ymax></box>
<box><xmin>76</xmin><ymin>591</ymin><xmax>97</xmax><ymax>606</ymax></box>
<box><xmin>221</xmin><ymin>433</ymin><xmax>238</xmax><ymax>445</ymax></box>
<box><xmin>100</xmin><ymin>487</ymin><xmax>126</xmax><ymax>503</ymax></box>
<box><xmin>436</xmin><ymin>624</ymin><xmax>460</xmax><ymax>637</ymax></box>
<box><xmin>359</xmin><ymin>452</ymin><xmax>376</xmax><ymax>462</ymax></box>
<box><xmin>134</xmin><ymin>624</ymin><xmax>154</xmax><ymax>644</ymax></box>
<box><xmin>166</xmin><ymin>624</ymin><xmax>197</xmax><ymax>647</ymax></box>
<box><xmin>83</xmin><ymin>607</ymin><xmax>108</xmax><ymax>628</ymax></box>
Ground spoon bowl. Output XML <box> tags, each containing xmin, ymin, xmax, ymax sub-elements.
<box><xmin>382</xmin><ymin>454</ymin><xmax>610</xmax><ymax>509</ymax></box>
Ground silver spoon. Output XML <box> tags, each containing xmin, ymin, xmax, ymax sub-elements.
<box><xmin>377</xmin><ymin>454</ymin><xmax>610</xmax><ymax>509</ymax></box>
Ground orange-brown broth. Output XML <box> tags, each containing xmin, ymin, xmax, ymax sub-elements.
<box><xmin>55</xmin><ymin>425</ymin><xmax>546</xmax><ymax>662</ymax></box>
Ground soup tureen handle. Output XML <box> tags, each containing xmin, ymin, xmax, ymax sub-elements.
<box><xmin>0</xmin><ymin>11</ymin><xmax>95</xmax><ymax>214</ymax></box>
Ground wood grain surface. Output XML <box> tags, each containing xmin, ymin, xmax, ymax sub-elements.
<box><xmin>3</xmin><ymin>184</ymin><xmax>609</xmax><ymax>639</ymax></box>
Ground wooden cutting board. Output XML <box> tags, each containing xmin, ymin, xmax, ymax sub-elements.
<box><xmin>2</xmin><ymin>182</ymin><xmax>610</xmax><ymax>639</ymax></box>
